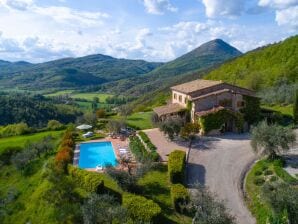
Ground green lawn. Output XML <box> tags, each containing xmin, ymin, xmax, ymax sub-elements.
<box><xmin>262</xmin><ymin>104</ymin><xmax>293</xmax><ymax>117</ymax></box>
<box><xmin>111</xmin><ymin>112</ymin><xmax>154</xmax><ymax>130</ymax></box>
<box><xmin>138</xmin><ymin>165</ymin><xmax>192</xmax><ymax>224</ymax></box>
<box><xmin>0</xmin><ymin>131</ymin><xmax>63</xmax><ymax>153</ymax></box>
<box><xmin>245</xmin><ymin>159</ymin><xmax>297</xmax><ymax>224</ymax></box>
<box><xmin>45</xmin><ymin>90</ymin><xmax>113</xmax><ymax>103</ymax></box>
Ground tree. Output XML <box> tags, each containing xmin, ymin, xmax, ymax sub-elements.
<box><xmin>118</xmin><ymin>105</ymin><xmax>132</xmax><ymax>117</ymax></box>
<box><xmin>180</xmin><ymin>122</ymin><xmax>200</xmax><ymax>149</ymax></box>
<box><xmin>96</xmin><ymin>108</ymin><xmax>106</xmax><ymax>118</ymax></box>
<box><xmin>81</xmin><ymin>193</ymin><xmax>127</xmax><ymax>224</ymax></box>
<box><xmin>190</xmin><ymin>184</ymin><xmax>236</xmax><ymax>224</ymax></box>
<box><xmin>106</xmin><ymin>120</ymin><xmax>123</xmax><ymax>133</ymax></box>
<box><xmin>251</xmin><ymin>121</ymin><xmax>296</xmax><ymax>159</ymax></box>
<box><xmin>294</xmin><ymin>89</ymin><xmax>298</xmax><ymax>124</ymax></box>
<box><xmin>11</xmin><ymin>148</ymin><xmax>36</xmax><ymax>171</ymax></box>
<box><xmin>159</xmin><ymin>117</ymin><xmax>185</xmax><ymax>140</ymax></box>
<box><xmin>47</xmin><ymin>120</ymin><xmax>63</xmax><ymax>130</ymax></box>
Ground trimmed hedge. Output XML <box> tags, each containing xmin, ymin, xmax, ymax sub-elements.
<box><xmin>123</xmin><ymin>193</ymin><xmax>161</xmax><ymax>223</ymax></box>
<box><xmin>171</xmin><ymin>184</ymin><xmax>189</xmax><ymax>212</ymax></box>
<box><xmin>129</xmin><ymin>136</ymin><xmax>149</xmax><ymax>161</ymax></box>
<box><xmin>139</xmin><ymin>131</ymin><xmax>157</xmax><ymax>151</ymax></box>
<box><xmin>68</xmin><ymin>165</ymin><xmax>104</xmax><ymax>193</ymax></box>
<box><xmin>168</xmin><ymin>150</ymin><xmax>186</xmax><ymax>184</ymax></box>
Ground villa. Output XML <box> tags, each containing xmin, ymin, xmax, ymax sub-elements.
<box><xmin>153</xmin><ymin>79</ymin><xmax>258</xmax><ymax>134</ymax></box>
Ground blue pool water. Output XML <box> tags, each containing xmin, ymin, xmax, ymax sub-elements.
<box><xmin>79</xmin><ymin>141</ymin><xmax>117</xmax><ymax>169</ymax></box>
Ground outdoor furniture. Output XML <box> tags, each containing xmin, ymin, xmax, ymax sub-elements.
<box><xmin>83</xmin><ymin>131</ymin><xmax>93</xmax><ymax>138</ymax></box>
<box><xmin>76</xmin><ymin>124</ymin><xmax>92</xmax><ymax>130</ymax></box>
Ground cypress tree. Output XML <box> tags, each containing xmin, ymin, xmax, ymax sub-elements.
<box><xmin>294</xmin><ymin>90</ymin><xmax>298</xmax><ymax>124</ymax></box>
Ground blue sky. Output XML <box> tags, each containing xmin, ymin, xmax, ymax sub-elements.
<box><xmin>0</xmin><ymin>0</ymin><xmax>297</xmax><ymax>62</ymax></box>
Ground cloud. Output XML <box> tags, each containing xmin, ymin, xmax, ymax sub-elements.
<box><xmin>201</xmin><ymin>0</ymin><xmax>246</xmax><ymax>18</ymax></box>
<box><xmin>143</xmin><ymin>0</ymin><xmax>177</xmax><ymax>15</ymax></box>
<box><xmin>275</xmin><ymin>6</ymin><xmax>298</xmax><ymax>30</ymax></box>
<box><xmin>0</xmin><ymin>0</ymin><xmax>33</xmax><ymax>11</ymax></box>
<box><xmin>258</xmin><ymin>0</ymin><xmax>298</xmax><ymax>9</ymax></box>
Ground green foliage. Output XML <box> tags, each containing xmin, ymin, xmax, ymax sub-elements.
<box><xmin>254</xmin><ymin>178</ymin><xmax>265</xmax><ymax>186</ymax></box>
<box><xmin>205</xmin><ymin>36</ymin><xmax>298</xmax><ymax>91</ymax></box>
<box><xmin>180</xmin><ymin>123</ymin><xmax>200</xmax><ymax>141</ymax></box>
<box><xmin>0</xmin><ymin>93</ymin><xmax>81</xmax><ymax>126</ymax></box>
<box><xmin>170</xmin><ymin>184</ymin><xmax>189</xmax><ymax>212</ymax></box>
<box><xmin>0</xmin><ymin>122</ymin><xmax>31</xmax><ymax>137</ymax></box>
<box><xmin>159</xmin><ymin>117</ymin><xmax>185</xmax><ymax>140</ymax></box>
<box><xmin>199</xmin><ymin>109</ymin><xmax>244</xmax><ymax>134</ymax></box>
<box><xmin>251</xmin><ymin>121</ymin><xmax>296</xmax><ymax>158</ymax></box>
<box><xmin>168</xmin><ymin>150</ymin><xmax>186</xmax><ymax>184</ymax></box>
<box><xmin>273</xmin><ymin>160</ymin><xmax>297</xmax><ymax>184</ymax></box>
<box><xmin>47</xmin><ymin>120</ymin><xmax>64</xmax><ymax>131</ymax></box>
<box><xmin>68</xmin><ymin>165</ymin><xmax>104</xmax><ymax>193</ymax></box>
<box><xmin>294</xmin><ymin>89</ymin><xmax>298</xmax><ymax>124</ymax></box>
<box><xmin>129</xmin><ymin>136</ymin><xmax>158</xmax><ymax>162</ymax></box>
<box><xmin>123</xmin><ymin>193</ymin><xmax>161</xmax><ymax>223</ymax></box>
<box><xmin>241</xmin><ymin>95</ymin><xmax>261</xmax><ymax>125</ymax></box>
<box><xmin>0</xmin><ymin>146</ymin><xmax>23</xmax><ymax>165</ymax></box>
<box><xmin>139</xmin><ymin>131</ymin><xmax>156</xmax><ymax>151</ymax></box>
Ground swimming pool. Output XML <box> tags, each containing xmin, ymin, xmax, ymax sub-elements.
<box><xmin>78</xmin><ymin>141</ymin><xmax>117</xmax><ymax>169</ymax></box>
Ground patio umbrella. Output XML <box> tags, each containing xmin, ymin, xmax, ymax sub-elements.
<box><xmin>76</xmin><ymin>124</ymin><xmax>92</xmax><ymax>130</ymax></box>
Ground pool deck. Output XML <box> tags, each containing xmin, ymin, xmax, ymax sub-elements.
<box><xmin>74</xmin><ymin>137</ymin><xmax>131</xmax><ymax>172</ymax></box>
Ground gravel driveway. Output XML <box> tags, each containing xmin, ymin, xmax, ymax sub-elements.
<box><xmin>187</xmin><ymin>133</ymin><xmax>256</xmax><ymax>224</ymax></box>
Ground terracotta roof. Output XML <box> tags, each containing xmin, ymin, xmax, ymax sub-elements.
<box><xmin>195</xmin><ymin>106</ymin><xmax>225</xmax><ymax>117</ymax></box>
<box><xmin>153</xmin><ymin>103</ymin><xmax>185</xmax><ymax>117</ymax></box>
<box><xmin>171</xmin><ymin>79</ymin><xmax>223</xmax><ymax>94</ymax></box>
<box><xmin>191</xmin><ymin>89</ymin><xmax>231</xmax><ymax>101</ymax></box>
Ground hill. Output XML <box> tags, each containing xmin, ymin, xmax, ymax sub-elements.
<box><xmin>104</xmin><ymin>39</ymin><xmax>242</xmax><ymax>96</ymax></box>
<box><xmin>205</xmin><ymin>35</ymin><xmax>298</xmax><ymax>90</ymax></box>
<box><xmin>0</xmin><ymin>54</ymin><xmax>163</xmax><ymax>89</ymax></box>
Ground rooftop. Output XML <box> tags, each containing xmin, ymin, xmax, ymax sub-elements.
<box><xmin>171</xmin><ymin>79</ymin><xmax>223</xmax><ymax>94</ymax></box>
<box><xmin>153</xmin><ymin>103</ymin><xmax>185</xmax><ymax>117</ymax></box>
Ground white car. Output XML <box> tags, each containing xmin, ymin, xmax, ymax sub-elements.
<box><xmin>83</xmin><ymin>131</ymin><xmax>94</xmax><ymax>138</ymax></box>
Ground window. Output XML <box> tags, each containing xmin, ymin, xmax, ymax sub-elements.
<box><xmin>173</xmin><ymin>93</ymin><xmax>177</xmax><ymax>99</ymax></box>
<box><xmin>184</xmin><ymin>97</ymin><xmax>187</xmax><ymax>104</ymax></box>
<box><xmin>219</xmin><ymin>99</ymin><xmax>232</xmax><ymax>107</ymax></box>
<box><xmin>237</xmin><ymin>101</ymin><xmax>245</xmax><ymax>107</ymax></box>
<box><xmin>179</xmin><ymin>95</ymin><xmax>182</xmax><ymax>102</ymax></box>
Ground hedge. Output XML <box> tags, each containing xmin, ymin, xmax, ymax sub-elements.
<box><xmin>138</xmin><ymin>131</ymin><xmax>157</xmax><ymax>151</ymax></box>
<box><xmin>123</xmin><ymin>193</ymin><xmax>161</xmax><ymax>223</ymax></box>
<box><xmin>68</xmin><ymin>165</ymin><xmax>104</xmax><ymax>193</ymax></box>
<box><xmin>129</xmin><ymin>136</ymin><xmax>149</xmax><ymax>161</ymax></box>
<box><xmin>171</xmin><ymin>184</ymin><xmax>189</xmax><ymax>212</ymax></box>
<box><xmin>168</xmin><ymin>150</ymin><xmax>186</xmax><ymax>184</ymax></box>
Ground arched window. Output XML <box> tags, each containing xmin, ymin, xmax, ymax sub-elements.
<box><xmin>179</xmin><ymin>95</ymin><xmax>182</xmax><ymax>102</ymax></box>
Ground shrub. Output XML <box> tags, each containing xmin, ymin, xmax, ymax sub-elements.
<box><xmin>123</xmin><ymin>193</ymin><xmax>161</xmax><ymax>222</ymax></box>
<box><xmin>168</xmin><ymin>150</ymin><xmax>186</xmax><ymax>184</ymax></box>
<box><xmin>0</xmin><ymin>122</ymin><xmax>31</xmax><ymax>137</ymax></box>
<box><xmin>171</xmin><ymin>184</ymin><xmax>189</xmax><ymax>212</ymax></box>
<box><xmin>129</xmin><ymin>136</ymin><xmax>149</xmax><ymax>162</ymax></box>
<box><xmin>47</xmin><ymin>120</ymin><xmax>64</xmax><ymax>130</ymax></box>
<box><xmin>0</xmin><ymin>146</ymin><xmax>23</xmax><ymax>165</ymax></box>
<box><xmin>270</xmin><ymin>176</ymin><xmax>278</xmax><ymax>182</ymax></box>
<box><xmin>264</xmin><ymin>170</ymin><xmax>273</xmax><ymax>176</ymax></box>
<box><xmin>68</xmin><ymin>165</ymin><xmax>104</xmax><ymax>193</ymax></box>
<box><xmin>254</xmin><ymin>178</ymin><xmax>265</xmax><ymax>186</ymax></box>
<box><xmin>254</xmin><ymin>170</ymin><xmax>263</xmax><ymax>176</ymax></box>
<box><xmin>139</xmin><ymin>131</ymin><xmax>157</xmax><ymax>151</ymax></box>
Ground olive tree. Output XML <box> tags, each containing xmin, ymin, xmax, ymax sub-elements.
<box><xmin>190</xmin><ymin>184</ymin><xmax>236</xmax><ymax>224</ymax></box>
<box><xmin>180</xmin><ymin>122</ymin><xmax>200</xmax><ymax>149</ymax></box>
<box><xmin>159</xmin><ymin>117</ymin><xmax>185</xmax><ymax>140</ymax></box>
<box><xmin>251</xmin><ymin>121</ymin><xmax>296</xmax><ymax>159</ymax></box>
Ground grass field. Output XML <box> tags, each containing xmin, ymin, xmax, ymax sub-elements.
<box><xmin>262</xmin><ymin>104</ymin><xmax>293</xmax><ymax>117</ymax></box>
<box><xmin>111</xmin><ymin>112</ymin><xmax>154</xmax><ymax>130</ymax></box>
<box><xmin>45</xmin><ymin>90</ymin><xmax>113</xmax><ymax>103</ymax></box>
<box><xmin>138</xmin><ymin>164</ymin><xmax>192</xmax><ymax>223</ymax></box>
<box><xmin>0</xmin><ymin>131</ymin><xmax>63</xmax><ymax>153</ymax></box>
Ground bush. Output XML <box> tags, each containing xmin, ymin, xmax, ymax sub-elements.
<box><xmin>270</xmin><ymin>176</ymin><xmax>278</xmax><ymax>182</ymax></box>
<box><xmin>254</xmin><ymin>170</ymin><xmax>263</xmax><ymax>176</ymax></box>
<box><xmin>68</xmin><ymin>165</ymin><xmax>104</xmax><ymax>193</ymax></box>
<box><xmin>264</xmin><ymin>170</ymin><xmax>273</xmax><ymax>176</ymax></box>
<box><xmin>0</xmin><ymin>146</ymin><xmax>23</xmax><ymax>165</ymax></box>
<box><xmin>254</xmin><ymin>178</ymin><xmax>265</xmax><ymax>186</ymax></box>
<box><xmin>171</xmin><ymin>184</ymin><xmax>189</xmax><ymax>212</ymax></box>
<box><xmin>129</xmin><ymin>136</ymin><xmax>149</xmax><ymax>162</ymax></box>
<box><xmin>139</xmin><ymin>131</ymin><xmax>157</xmax><ymax>151</ymax></box>
<box><xmin>47</xmin><ymin>120</ymin><xmax>64</xmax><ymax>130</ymax></box>
<box><xmin>0</xmin><ymin>122</ymin><xmax>31</xmax><ymax>137</ymax></box>
<box><xmin>123</xmin><ymin>193</ymin><xmax>161</xmax><ymax>223</ymax></box>
<box><xmin>168</xmin><ymin>150</ymin><xmax>186</xmax><ymax>184</ymax></box>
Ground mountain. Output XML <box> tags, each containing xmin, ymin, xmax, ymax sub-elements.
<box><xmin>106</xmin><ymin>39</ymin><xmax>242</xmax><ymax>96</ymax></box>
<box><xmin>205</xmin><ymin>35</ymin><xmax>298</xmax><ymax>90</ymax></box>
<box><xmin>0</xmin><ymin>60</ymin><xmax>32</xmax><ymax>74</ymax></box>
<box><xmin>0</xmin><ymin>54</ymin><xmax>163</xmax><ymax>89</ymax></box>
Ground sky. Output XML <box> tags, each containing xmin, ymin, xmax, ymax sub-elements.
<box><xmin>0</xmin><ymin>0</ymin><xmax>297</xmax><ymax>63</ymax></box>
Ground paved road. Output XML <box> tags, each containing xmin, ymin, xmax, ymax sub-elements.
<box><xmin>187</xmin><ymin>133</ymin><xmax>256</xmax><ymax>224</ymax></box>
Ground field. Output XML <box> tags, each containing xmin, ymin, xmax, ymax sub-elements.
<box><xmin>262</xmin><ymin>104</ymin><xmax>293</xmax><ymax>117</ymax></box>
<box><xmin>111</xmin><ymin>112</ymin><xmax>154</xmax><ymax>130</ymax></box>
<box><xmin>0</xmin><ymin>131</ymin><xmax>63</xmax><ymax>153</ymax></box>
<box><xmin>45</xmin><ymin>90</ymin><xmax>113</xmax><ymax>103</ymax></box>
<box><xmin>138</xmin><ymin>165</ymin><xmax>192</xmax><ymax>223</ymax></box>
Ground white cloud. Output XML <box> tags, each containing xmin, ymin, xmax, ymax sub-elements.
<box><xmin>275</xmin><ymin>6</ymin><xmax>298</xmax><ymax>30</ymax></box>
<box><xmin>258</xmin><ymin>0</ymin><xmax>298</xmax><ymax>9</ymax></box>
<box><xmin>0</xmin><ymin>0</ymin><xmax>34</xmax><ymax>11</ymax></box>
<box><xmin>201</xmin><ymin>0</ymin><xmax>246</xmax><ymax>18</ymax></box>
<box><xmin>143</xmin><ymin>0</ymin><xmax>177</xmax><ymax>15</ymax></box>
